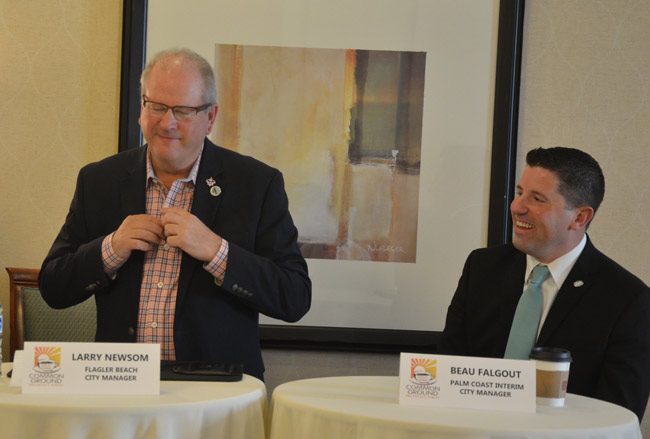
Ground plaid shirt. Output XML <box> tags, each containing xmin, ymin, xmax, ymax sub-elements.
<box><xmin>101</xmin><ymin>148</ymin><xmax>228</xmax><ymax>360</ymax></box>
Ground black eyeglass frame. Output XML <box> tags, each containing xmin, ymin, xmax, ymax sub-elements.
<box><xmin>141</xmin><ymin>95</ymin><xmax>214</xmax><ymax>119</ymax></box>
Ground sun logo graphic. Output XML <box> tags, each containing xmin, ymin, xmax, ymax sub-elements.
<box><xmin>33</xmin><ymin>346</ymin><xmax>61</xmax><ymax>373</ymax></box>
<box><xmin>410</xmin><ymin>358</ymin><xmax>437</xmax><ymax>385</ymax></box>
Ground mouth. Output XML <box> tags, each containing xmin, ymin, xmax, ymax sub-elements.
<box><xmin>157</xmin><ymin>134</ymin><xmax>180</xmax><ymax>141</ymax></box>
<box><xmin>153</xmin><ymin>128</ymin><xmax>181</xmax><ymax>140</ymax></box>
<box><xmin>515</xmin><ymin>220</ymin><xmax>534</xmax><ymax>230</ymax></box>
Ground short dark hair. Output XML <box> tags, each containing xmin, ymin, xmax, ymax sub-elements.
<box><xmin>525</xmin><ymin>147</ymin><xmax>605</xmax><ymax>214</ymax></box>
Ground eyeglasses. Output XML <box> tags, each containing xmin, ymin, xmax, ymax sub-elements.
<box><xmin>142</xmin><ymin>95</ymin><xmax>213</xmax><ymax>121</ymax></box>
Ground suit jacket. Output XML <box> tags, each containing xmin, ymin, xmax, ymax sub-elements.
<box><xmin>39</xmin><ymin>140</ymin><xmax>311</xmax><ymax>380</ymax></box>
<box><xmin>439</xmin><ymin>238</ymin><xmax>650</xmax><ymax>420</ymax></box>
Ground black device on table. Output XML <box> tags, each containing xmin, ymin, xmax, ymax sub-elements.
<box><xmin>160</xmin><ymin>361</ymin><xmax>243</xmax><ymax>382</ymax></box>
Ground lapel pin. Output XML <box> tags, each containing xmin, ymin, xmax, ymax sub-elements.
<box><xmin>573</xmin><ymin>280</ymin><xmax>584</xmax><ymax>287</ymax></box>
<box><xmin>206</xmin><ymin>177</ymin><xmax>221</xmax><ymax>197</ymax></box>
<box><xmin>210</xmin><ymin>185</ymin><xmax>222</xmax><ymax>197</ymax></box>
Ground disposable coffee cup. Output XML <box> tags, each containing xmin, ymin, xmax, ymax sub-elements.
<box><xmin>529</xmin><ymin>347</ymin><xmax>571</xmax><ymax>407</ymax></box>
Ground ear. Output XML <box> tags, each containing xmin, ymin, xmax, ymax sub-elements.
<box><xmin>206</xmin><ymin>104</ymin><xmax>219</xmax><ymax>134</ymax></box>
<box><xmin>570</xmin><ymin>206</ymin><xmax>594</xmax><ymax>230</ymax></box>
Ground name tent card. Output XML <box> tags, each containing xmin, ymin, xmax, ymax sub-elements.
<box><xmin>22</xmin><ymin>342</ymin><xmax>160</xmax><ymax>395</ymax></box>
<box><xmin>399</xmin><ymin>352</ymin><xmax>535</xmax><ymax>413</ymax></box>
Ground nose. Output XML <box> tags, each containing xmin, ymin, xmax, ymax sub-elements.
<box><xmin>158</xmin><ymin>108</ymin><xmax>179</xmax><ymax>129</ymax></box>
<box><xmin>510</xmin><ymin>194</ymin><xmax>526</xmax><ymax>216</ymax></box>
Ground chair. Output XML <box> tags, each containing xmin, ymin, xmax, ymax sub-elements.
<box><xmin>6</xmin><ymin>267</ymin><xmax>96</xmax><ymax>361</ymax></box>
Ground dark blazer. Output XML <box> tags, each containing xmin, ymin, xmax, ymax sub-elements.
<box><xmin>39</xmin><ymin>140</ymin><xmax>311</xmax><ymax>380</ymax></box>
<box><xmin>439</xmin><ymin>238</ymin><xmax>650</xmax><ymax>420</ymax></box>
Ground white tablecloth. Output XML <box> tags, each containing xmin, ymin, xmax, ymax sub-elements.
<box><xmin>0</xmin><ymin>363</ymin><xmax>267</xmax><ymax>439</ymax></box>
<box><xmin>270</xmin><ymin>376</ymin><xmax>641</xmax><ymax>439</ymax></box>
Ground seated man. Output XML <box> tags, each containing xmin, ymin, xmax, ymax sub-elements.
<box><xmin>440</xmin><ymin>146</ymin><xmax>650</xmax><ymax>420</ymax></box>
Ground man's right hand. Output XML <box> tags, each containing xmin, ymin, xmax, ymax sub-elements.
<box><xmin>111</xmin><ymin>214</ymin><xmax>164</xmax><ymax>259</ymax></box>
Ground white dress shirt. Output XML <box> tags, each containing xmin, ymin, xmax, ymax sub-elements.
<box><xmin>524</xmin><ymin>234</ymin><xmax>587</xmax><ymax>336</ymax></box>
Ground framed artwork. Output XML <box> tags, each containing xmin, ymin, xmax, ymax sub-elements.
<box><xmin>119</xmin><ymin>0</ymin><xmax>524</xmax><ymax>351</ymax></box>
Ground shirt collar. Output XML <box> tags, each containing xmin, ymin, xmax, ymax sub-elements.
<box><xmin>525</xmin><ymin>234</ymin><xmax>587</xmax><ymax>288</ymax></box>
<box><xmin>146</xmin><ymin>145</ymin><xmax>203</xmax><ymax>186</ymax></box>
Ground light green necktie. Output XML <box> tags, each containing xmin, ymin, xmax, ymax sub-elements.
<box><xmin>504</xmin><ymin>265</ymin><xmax>550</xmax><ymax>360</ymax></box>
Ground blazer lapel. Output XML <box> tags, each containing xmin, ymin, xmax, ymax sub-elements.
<box><xmin>118</xmin><ymin>147</ymin><xmax>147</xmax><ymax>217</ymax></box>
<box><xmin>176</xmin><ymin>141</ymin><xmax>227</xmax><ymax>309</ymax></box>
<box><xmin>497</xmin><ymin>251</ymin><xmax>528</xmax><ymax>349</ymax></box>
<box><xmin>116</xmin><ymin>147</ymin><xmax>148</xmax><ymax>308</ymax></box>
<box><xmin>191</xmin><ymin>142</ymin><xmax>226</xmax><ymax>229</ymax></box>
<box><xmin>537</xmin><ymin>237</ymin><xmax>597</xmax><ymax>344</ymax></box>
<box><xmin>500</xmin><ymin>251</ymin><xmax>527</xmax><ymax>309</ymax></box>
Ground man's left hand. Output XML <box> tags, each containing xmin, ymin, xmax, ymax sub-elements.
<box><xmin>160</xmin><ymin>207</ymin><xmax>222</xmax><ymax>262</ymax></box>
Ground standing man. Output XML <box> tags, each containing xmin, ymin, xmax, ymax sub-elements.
<box><xmin>39</xmin><ymin>48</ymin><xmax>311</xmax><ymax>380</ymax></box>
<box><xmin>440</xmin><ymin>147</ymin><xmax>650</xmax><ymax>419</ymax></box>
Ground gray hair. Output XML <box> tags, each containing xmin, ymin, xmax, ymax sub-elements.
<box><xmin>140</xmin><ymin>48</ymin><xmax>218</xmax><ymax>104</ymax></box>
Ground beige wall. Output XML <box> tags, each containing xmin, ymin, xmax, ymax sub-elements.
<box><xmin>518</xmin><ymin>0</ymin><xmax>650</xmax><ymax>285</ymax></box>
<box><xmin>0</xmin><ymin>0</ymin><xmax>123</xmax><ymax>360</ymax></box>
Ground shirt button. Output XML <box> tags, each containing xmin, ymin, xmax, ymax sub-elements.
<box><xmin>163</xmin><ymin>243</ymin><xmax>170</xmax><ymax>250</ymax></box>
<box><xmin>157</xmin><ymin>281</ymin><xmax>164</xmax><ymax>288</ymax></box>
<box><xmin>151</xmin><ymin>322</ymin><xmax>158</xmax><ymax>329</ymax></box>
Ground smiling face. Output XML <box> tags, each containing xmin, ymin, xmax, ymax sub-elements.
<box><xmin>139</xmin><ymin>57</ymin><xmax>217</xmax><ymax>179</ymax></box>
<box><xmin>510</xmin><ymin>166</ymin><xmax>593</xmax><ymax>263</ymax></box>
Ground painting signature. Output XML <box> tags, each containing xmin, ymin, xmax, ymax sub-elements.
<box><xmin>366</xmin><ymin>242</ymin><xmax>406</xmax><ymax>254</ymax></box>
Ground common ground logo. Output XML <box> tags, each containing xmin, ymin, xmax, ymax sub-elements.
<box><xmin>406</xmin><ymin>357</ymin><xmax>440</xmax><ymax>399</ymax></box>
<box><xmin>410</xmin><ymin>358</ymin><xmax>437</xmax><ymax>385</ymax></box>
<box><xmin>33</xmin><ymin>346</ymin><xmax>61</xmax><ymax>373</ymax></box>
<box><xmin>28</xmin><ymin>346</ymin><xmax>65</xmax><ymax>386</ymax></box>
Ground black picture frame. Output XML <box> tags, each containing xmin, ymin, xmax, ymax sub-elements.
<box><xmin>118</xmin><ymin>0</ymin><xmax>524</xmax><ymax>353</ymax></box>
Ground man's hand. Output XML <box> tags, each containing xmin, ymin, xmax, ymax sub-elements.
<box><xmin>112</xmin><ymin>214</ymin><xmax>164</xmax><ymax>259</ymax></box>
<box><xmin>161</xmin><ymin>207</ymin><xmax>222</xmax><ymax>262</ymax></box>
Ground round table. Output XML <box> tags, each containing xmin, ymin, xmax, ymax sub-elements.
<box><xmin>0</xmin><ymin>363</ymin><xmax>267</xmax><ymax>439</ymax></box>
<box><xmin>270</xmin><ymin>376</ymin><xmax>641</xmax><ymax>439</ymax></box>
